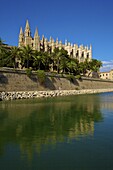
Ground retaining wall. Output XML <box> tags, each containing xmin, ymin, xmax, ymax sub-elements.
<box><xmin>0</xmin><ymin>69</ymin><xmax>113</xmax><ymax>92</ymax></box>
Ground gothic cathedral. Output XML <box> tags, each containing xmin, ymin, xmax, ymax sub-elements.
<box><xmin>18</xmin><ymin>20</ymin><xmax>92</xmax><ymax>62</ymax></box>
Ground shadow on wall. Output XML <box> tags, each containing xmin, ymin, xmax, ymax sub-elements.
<box><xmin>0</xmin><ymin>73</ymin><xmax>8</xmax><ymax>84</ymax></box>
<box><xmin>45</xmin><ymin>77</ymin><xmax>56</xmax><ymax>90</ymax></box>
<box><xmin>72</xmin><ymin>77</ymin><xmax>80</xmax><ymax>86</ymax></box>
<box><xmin>29</xmin><ymin>75</ymin><xmax>38</xmax><ymax>82</ymax></box>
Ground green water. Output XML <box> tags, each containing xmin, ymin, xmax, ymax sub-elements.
<box><xmin>0</xmin><ymin>92</ymin><xmax>113</xmax><ymax>170</ymax></box>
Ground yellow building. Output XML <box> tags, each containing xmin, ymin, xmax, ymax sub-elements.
<box><xmin>99</xmin><ymin>69</ymin><xmax>113</xmax><ymax>80</ymax></box>
<box><xmin>109</xmin><ymin>69</ymin><xmax>113</xmax><ymax>80</ymax></box>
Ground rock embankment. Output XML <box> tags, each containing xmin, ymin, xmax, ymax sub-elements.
<box><xmin>0</xmin><ymin>89</ymin><xmax>113</xmax><ymax>101</ymax></box>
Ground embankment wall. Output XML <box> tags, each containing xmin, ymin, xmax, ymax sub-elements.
<box><xmin>0</xmin><ymin>69</ymin><xmax>113</xmax><ymax>92</ymax></box>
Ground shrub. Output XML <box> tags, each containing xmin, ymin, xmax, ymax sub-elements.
<box><xmin>37</xmin><ymin>70</ymin><xmax>46</xmax><ymax>84</ymax></box>
<box><xmin>26</xmin><ymin>68</ymin><xmax>32</xmax><ymax>77</ymax></box>
<box><xmin>75</xmin><ymin>75</ymin><xmax>81</xmax><ymax>79</ymax></box>
<box><xmin>66</xmin><ymin>74</ymin><xmax>75</xmax><ymax>83</ymax></box>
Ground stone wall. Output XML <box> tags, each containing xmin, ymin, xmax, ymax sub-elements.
<box><xmin>0</xmin><ymin>69</ymin><xmax>113</xmax><ymax>92</ymax></box>
<box><xmin>1</xmin><ymin>89</ymin><xmax>113</xmax><ymax>101</ymax></box>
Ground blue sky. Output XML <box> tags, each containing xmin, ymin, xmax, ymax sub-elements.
<box><xmin>0</xmin><ymin>0</ymin><xmax>113</xmax><ymax>71</ymax></box>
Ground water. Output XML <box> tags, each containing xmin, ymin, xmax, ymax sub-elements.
<box><xmin>0</xmin><ymin>92</ymin><xmax>113</xmax><ymax>170</ymax></box>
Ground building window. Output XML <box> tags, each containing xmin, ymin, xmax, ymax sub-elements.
<box><xmin>76</xmin><ymin>50</ymin><xmax>79</xmax><ymax>57</ymax></box>
<box><xmin>82</xmin><ymin>52</ymin><xmax>84</xmax><ymax>57</ymax></box>
<box><xmin>87</xmin><ymin>53</ymin><xmax>89</xmax><ymax>59</ymax></box>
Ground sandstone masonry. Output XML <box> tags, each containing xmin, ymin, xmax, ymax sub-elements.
<box><xmin>18</xmin><ymin>20</ymin><xmax>92</xmax><ymax>63</ymax></box>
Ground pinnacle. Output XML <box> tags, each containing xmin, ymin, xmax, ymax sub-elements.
<box><xmin>34</xmin><ymin>27</ymin><xmax>38</xmax><ymax>37</ymax></box>
<box><xmin>25</xmin><ymin>20</ymin><xmax>30</xmax><ymax>30</ymax></box>
<box><xmin>19</xmin><ymin>27</ymin><xmax>23</xmax><ymax>35</ymax></box>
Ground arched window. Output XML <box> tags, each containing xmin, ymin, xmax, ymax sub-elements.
<box><xmin>76</xmin><ymin>50</ymin><xmax>79</xmax><ymax>58</ymax></box>
<box><xmin>87</xmin><ymin>53</ymin><xmax>89</xmax><ymax>59</ymax></box>
<box><xmin>81</xmin><ymin>52</ymin><xmax>84</xmax><ymax>58</ymax></box>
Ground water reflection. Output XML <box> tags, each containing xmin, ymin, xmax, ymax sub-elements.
<box><xmin>0</xmin><ymin>94</ymin><xmax>103</xmax><ymax>158</ymax></box>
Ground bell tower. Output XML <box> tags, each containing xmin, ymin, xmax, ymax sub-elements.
<box><xmin>24</xmin><ymin>20</ymin><xmax>32</xmax><ymax>47</ymax></box>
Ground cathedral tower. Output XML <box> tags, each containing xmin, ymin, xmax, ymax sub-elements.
<box><xmin>24</xmin><ymin>20</ymin><xmax>32</xmax><ymax>47</ymax></box>
<box><xmin>18</xmin><ymin>27</ymin><xmax>24</xmax><ymax>47</ymax></box>
<box><xmin>33</xmin><ymin>28</ymin><xmax>40</xmax><ymax>51</ymax></box>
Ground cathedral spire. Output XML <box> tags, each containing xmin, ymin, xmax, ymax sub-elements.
<box><xmin>25</xmin><ymin>20</ymin><xmax>31</xmax><ymax>37</ymax></box>
<box><xmin>34</xmin><ymin>27</ymin><xmax>38</xmax><ymax>37</ymax></box>
<box><xmin>25</xmin><ymin>20</ymin><xmax>30</xmax><ymax>30</ymax></box>
<box><xmin>19</xmin><ymin>27</ymin><xmax>23</xmax><ymax>35</ymax></box>
<box><xmin>90</xmin><ymin>44</ymin><xmax>92</xmax><ymax>50</ymax></box>
<box><xmin>18</xmin><ymin>27</ymin><xmax>24</xmax><ymax>47</ymax></box>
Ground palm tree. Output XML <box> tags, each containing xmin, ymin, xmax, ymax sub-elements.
<box><xmin>21</xmin><ymin>45</ymin><xmax>33</xmax><ymax>68</ymax></box>
<box><xmin>8</xmin><ymin>46</ymin><xmax>20</xmax><ymax>68</ymax></box>
<box><xmin>79</xmin><ymin>59</ymin><xmax>89</xmax><ymax>76</ymax></box>
<box><xmin>0</xmin><ymin>38</ymin><xmax>5</xmax><ymax>50</ymax></box>
<box><xmin>0</xmin><ymin>38</ymin><xmax>6</xmax><ymax>57</ymax></box>
<box><xmin>88</xmin><ymin>59</ymin><xmax>102</xmax><ymax>76</ymax></box>
<box><xmin>66</xmin><ymin>58</ymin><xmax>79</xmax><ymax>75</ymax></box>
<box><xmin>59</xmin><ymin>57</ymin><xmax>70</xmax><ymax>73</ymax></box>
<box><xmin>52</xmin><ymin>48</ymin><xmax>69</xmax><ymax>73</ymax></box>
<box><xmin>42</xmin><ymin>52</ymin><xmax>51</xmax><ymax>71</ymax></box>
<box><xmin>0</xmin><ymin>38</ymin><xmax>11</xmax><ymax>67</ymax></box>
<box><xmin>52</xmin><ymin>48</ymin><xmax>61</xmax><ymax>73</ymax></box>
<box><xmin>33</xmin><ymin>51</ymin><xmax>43</xmax><ymax>70</ymax></box>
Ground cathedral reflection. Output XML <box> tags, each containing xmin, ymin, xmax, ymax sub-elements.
<box><xmin>0</xmin><ymin>94</ymin><xmax>103</xmax><ymax>158</ymax></box>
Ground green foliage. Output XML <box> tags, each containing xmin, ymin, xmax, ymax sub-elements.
<box><xmin>52</xmin><ymin>47</ymin><xmax>70</xmax><ymax>74</ymax></box>
<box><xmin>87</xmin><ymin>59</ymin><xmax>102</xmax><ymax>76</ymax></box>
<box><xmin>0</xmin><ymin>37</ymin><xmax>103</xmax><ymax>78</ymax></box>
<box><xmin>21</xmin><ymin>45</ymin><xmax>33</xmax><ymax>68</ymax></box>
<box><xmin>75</xmin><ymin>75</ymin><xmax>81</xmax><ymax>79</ymax></box>
<box><xmin>37</xmin><ymin>70</ymin><xmax>46</xmax><ymax>84</ymax></box>
<box><xmin>66</xmin><ymin>74</ymin><xmax>75</xmax><ymax>83</ymax></box>
<box><xmin>8</xmin><ymin>46</ymin><xmax>20</xmax><ymax>68</ymax></box>
<box><xmin>26</xmin><ymin>68</ymin><xmax>32</xmax><ymax>77</ymax></box>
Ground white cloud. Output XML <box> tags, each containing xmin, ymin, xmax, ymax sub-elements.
<box><xmin>102</xmin><ymin>60</ymin><xmax>113</xmax><ymax>64</ymax></box>
<box><xmin>100</xmin><ymin>60</ymin><xmax>113</xmax><ymax>72</ymax></box>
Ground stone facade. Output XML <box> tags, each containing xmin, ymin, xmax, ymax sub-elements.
<box><xmin>99</xmin><ymin>71</ymin><xmax>110</xmax><ymax>80</ymax></box>
<box><xmin>18</xmin><ymin>20</ymin><xmax>92</xmax><ymax>62</ymax></box>
<box><xmin>99</xmin><ymin>69</ymin><xmax>113</xmax><ymax>80</ymax></box>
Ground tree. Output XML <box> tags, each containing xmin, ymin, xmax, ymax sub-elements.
<box><xmin>59</xmin><ymin>57</ymin><xmax>70</xmax><ymax>74</ymax></box>
<box><xmin>33</xmin><ymin>51</ymin><xmax>50</xmax><ymax>70</ymax></box>
<box><xmin>78</xmin><ymin>59</ymin><xmax>89</xmax><ymax>76</ymax></box>
<box><xmin>20</xmin><ymin>45</ymin><xmax>33</xmax><ymax>68</ymax></box>
<box><xmin>52</xmin><ymin>48</ymin><xmax>61</xmax><ymax>73</ymax></box>
<box><xmin>8</xmin><ymin>46</ymin><xmax>20</xmax><ymax>68</ymax></box>
<box><xmin>52</xmin><ymin>48</ymin><xmax>69</xmax><ymax>73</ymax></box>
<box><xmin>0</xmin><ymin>38</ymin><xmax>10</xmax><ymax>67</ymax></box>
<box><xmin>66</xmin><ymin>58</ymin><xmax>79</xmax><ymax>75</ymax></box>
<box><xmin>33</xmin><ymin>51</ymin><xmax>43</xmax><ymax>70</ymax></box>
<box><xmin>0</xmin><ymin>38</ymin><xmax>5</xmax><ymax>51</ymax></box>
<box><xmin>42</xmin><ymin>52</ymin><xmax>52</xmax><ymax>71</ymax></box>
<box><xmin>88</xmin><ymin>59</ymin><xmax>102</xmax><ymax>76</ymax></box>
